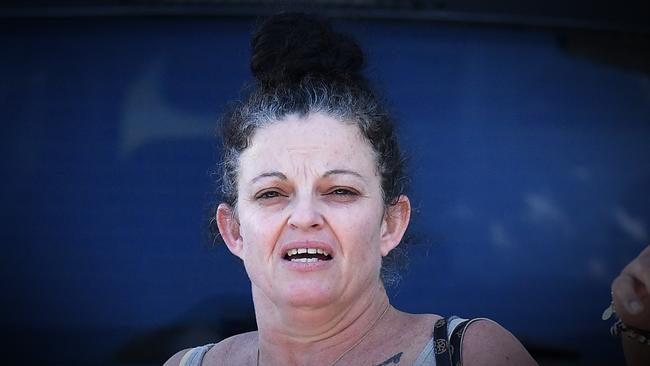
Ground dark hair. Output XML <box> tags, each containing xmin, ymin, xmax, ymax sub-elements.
<box><xmin>216</xmin><ymin>13</ymin><xmax>409</xmax><ymax>286</ymax></box>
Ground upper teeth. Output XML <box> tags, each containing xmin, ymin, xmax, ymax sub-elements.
<box><xmin>286</xmin><ymin>248</ymin><xmax>330</xmax><ymax>257</ymax></box>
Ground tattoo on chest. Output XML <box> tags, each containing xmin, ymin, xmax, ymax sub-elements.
<box><xmin>374</xmin><ymin>352</ymin><xmax>403</xmax><ymax>366</ymax></box>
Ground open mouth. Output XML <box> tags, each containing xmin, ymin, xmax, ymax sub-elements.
<box><xmin>284</xmin><ymin>248</ymin><xmax>332</xmax><ymax>263</ymax></box>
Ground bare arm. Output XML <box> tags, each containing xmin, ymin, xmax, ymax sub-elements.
<box><xmin>462</xmin><ymin>319</ymin><xmax>538</xmax><ymax>366</ymax></box>
<box><xmin>611</xmin><ymin>245</ymin><xmax>650</xmax><ymax>366</ymax></box>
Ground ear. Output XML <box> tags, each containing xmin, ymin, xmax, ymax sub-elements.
<box><xmin>216</xmin><ymin>203</ymin><xmax>244</xmax><ymax>259</ymax></box>
<box><xmin>379</xmin><ymin>195</ymin><xmax>411</xmax><ymax>257</ymax></box>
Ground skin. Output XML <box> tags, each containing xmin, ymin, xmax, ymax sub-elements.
<box><xmin>611</xmin><ymin>246</ymin><xmax>650</xmax><ymax>366</ymax></box>
<box><xmin>165</xmin><ymin>113</ymin><xmax>537</xmax><ymax>366</ymax></box>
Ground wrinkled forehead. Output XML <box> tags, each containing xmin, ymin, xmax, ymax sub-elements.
<box><xmin>238</xmin><ymin>113</ymin><xmax>377</xmax><ymax>179</ymax></box>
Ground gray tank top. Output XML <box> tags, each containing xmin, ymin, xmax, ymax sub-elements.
<box><xmin>178</xmin><ymin>317</ymin><xmax>469</xmax><ymax>366</ymax></box>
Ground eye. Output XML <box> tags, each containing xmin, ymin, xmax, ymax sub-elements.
<box><xmin>328</xmin><ymin>188</ymin><xmax>358</xmax><ymax>196</ymax></box>
<box><xmin>323</xmin><ymin>187</ymin><xmax>361</xmax><ymax>201</ymax></box>
<box><xmin>255</xmin><ymin>190</ymin><xmax>285</xmax><ymax>200</ymax></box>
<box><xmin>323</xmin><ymin>187</ymin><xmax>360</xmax><ymax>203</ymax></box>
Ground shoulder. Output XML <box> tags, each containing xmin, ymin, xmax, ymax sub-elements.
<box><xmin>163</xmin><ymin>331</ymin><xmax>258</xmax><ymax>366</ymax></box>
<box><xmin>204</xmin><ymin>331</ymin><xmax>258</xmax><ymax>363</ymax></box>
<box><xmin>460</xmin><ymin>318</ymin><xmax>537</xmax><ymax>366</ymax></box>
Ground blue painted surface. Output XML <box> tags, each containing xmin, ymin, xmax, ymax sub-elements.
<box><xmin>1</xmin><ymin>16</ymin><xmax>648</xmax><ymax>365</ymax></box>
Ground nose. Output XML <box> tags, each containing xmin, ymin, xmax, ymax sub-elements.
<box><xmin>287</xmin><ymin>195</ymin><xmax>324</xmax><ymax>230</ymax></box>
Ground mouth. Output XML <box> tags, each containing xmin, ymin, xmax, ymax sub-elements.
<box><xmin>283</xmin><ymin>248</ymin><xmax>332</xmax><ymax>263</ymax></box>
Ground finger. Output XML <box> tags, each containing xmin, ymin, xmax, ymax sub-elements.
<box><xmin>612</xmin><ymin>273</ymin><xmax>644</xmax><ymax>315</ymax></box>
<box><xmin>622</xmin><ymin>252</ymin><xmax>650</xmax><ymax>297</ymax></box>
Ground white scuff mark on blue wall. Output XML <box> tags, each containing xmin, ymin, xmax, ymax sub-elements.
<box><xmin>614</xmin><ymin>207</ymin><xmax>648</xmax><ymax>243</ymax></box>
<box><xmin>524</xmin><ymin>193</ymin><xmax>568</xmax><ymax>226</ymax></box>
<box><xmin>448</xmin><ymin>203</ymin><xmax>476</xmax><ymax>221</ymax></box>
<box><xmin>489</xmin><ymin>221</ymin><xmax>513</xmax><ymax>248</ymax></box>
<box><xmin>119</xmin><ymin>61</ymin><xmax>214</xmax><ymax>157</ymax></box>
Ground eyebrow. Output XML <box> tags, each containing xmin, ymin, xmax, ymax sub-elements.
<box><xmin>250</xmin><ymin>169</ymin><xmax>365</xmax><ymax>184</ymax></box>
<box><xmin>322</xmin><ymin>169</ymin><xmax>365</xmax><ymax>181</ymax></box>
<box><xmin>250</xmin><ymin>171</ymin><xmax>288</xmax><ymax>184</ymax></box>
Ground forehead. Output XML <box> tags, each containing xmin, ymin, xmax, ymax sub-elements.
<box><xmin>239</xmin><ymin>113</ymin><xmax>376</xmax><ymax>176</ymax></box>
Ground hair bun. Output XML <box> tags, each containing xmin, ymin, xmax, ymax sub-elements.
<box><xmin>251</xmin><ymin>13</ymin><xmax>364</xmax><ymax>86</ymax></box>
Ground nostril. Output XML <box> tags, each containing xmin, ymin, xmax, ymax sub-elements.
<box><xmin>286</xmin><ymin>199</ymin><xmax>325</xmax><ymax>230</ymax></box>
<box><xmin>287</xmin><ymin>212</ymin><xmax>324</xmax><ymax>229</ymax></box>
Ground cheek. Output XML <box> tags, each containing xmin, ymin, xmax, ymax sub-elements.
<box><xmin>329</xmin><ymin>206</ymin><xmax>383</xmax><ymax>257</ymax></box>
<box><xmin>238</xmin><ymin>208</ymin><xmax>285</xmax><ymax>256</ymax></box>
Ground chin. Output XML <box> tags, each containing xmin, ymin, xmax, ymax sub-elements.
<box><xmin>280</xmin><ymin>281</ymin><xmax>338</xmax><ymax>308</ymax></box>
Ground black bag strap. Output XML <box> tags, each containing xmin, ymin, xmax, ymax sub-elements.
<box><xmin>449</xmin><ymin>319</ymin><xmax>470</xmax><ymax>365</ymax></box>
<box><xmin>433</xmin><ymin>317</ymin><xmax>471</xmax><ymax>366</ymax></box>
<box><xmin>433</xmin><ymin>318</ymin><xmax>452</xmax><ymax>366</ymax></box>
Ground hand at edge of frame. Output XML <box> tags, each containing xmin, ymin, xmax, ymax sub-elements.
<box><xmin>612</xmin><ymin>245</ymin><xmax>650</xmax><ymax>330</ymax></box>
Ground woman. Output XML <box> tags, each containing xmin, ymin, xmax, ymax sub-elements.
<box><xmin>165</xmin><ymin>13</ymin><xmax>648</xmax><ymax>366</ymax></box>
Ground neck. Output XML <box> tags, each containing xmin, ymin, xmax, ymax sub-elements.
<box><xmin>253</xmin><ymin>282</ymin><xmax>391</xmax><ymax>366</ymax></box>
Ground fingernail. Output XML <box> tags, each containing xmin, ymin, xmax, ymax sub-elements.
<box><xmin>628</xmin><ymin>301</ymin><xmax>643</xmax><ymax>314</ymax></box>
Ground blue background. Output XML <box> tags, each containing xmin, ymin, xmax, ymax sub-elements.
<box><xmin>1</xmin><ymin>16</ymin><xmax>648</xmax><ymax>365</ymax></box>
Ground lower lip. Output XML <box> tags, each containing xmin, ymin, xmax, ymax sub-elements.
<box><xmin>281</xmin><ymin>258</ymin><xmax>334</xmax><ymax>272</ymax></box>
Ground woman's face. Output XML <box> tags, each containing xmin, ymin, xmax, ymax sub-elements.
<box><xmin>221</xmin><ymin>113</ymin><xmax>403</xmax><ymax>309</ymax></box>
